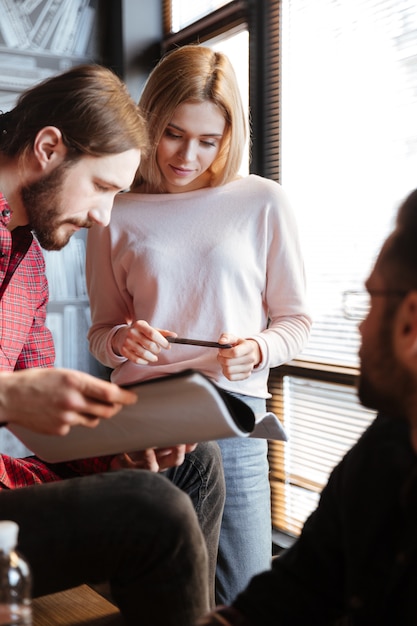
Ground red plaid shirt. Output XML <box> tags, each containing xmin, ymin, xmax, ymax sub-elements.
<box><xmin>0</xmin><ymin>194</ymin><xmax>112</xmax><ymax>489</ymax></box>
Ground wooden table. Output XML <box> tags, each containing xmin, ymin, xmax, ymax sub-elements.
<box><xmin>32</xmin><ymin>584</ymin><xmax>122</xmax><ymax>626</ymax></box>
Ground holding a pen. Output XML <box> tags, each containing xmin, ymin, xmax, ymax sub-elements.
<box><xmin>108</xmin><ymin>319</ymin><xmax>248</xmax><ymax>369</ymax></box>
<box><xmin>166</xmin><ymin>337</ymin><xmax>233</xmax><ymax>349</ymax></box>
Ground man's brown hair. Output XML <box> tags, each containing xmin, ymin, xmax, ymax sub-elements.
<box><xmin>0</xmin><ymin>64</ymin><xmax>148</xmax><ymax>160</ymax></box>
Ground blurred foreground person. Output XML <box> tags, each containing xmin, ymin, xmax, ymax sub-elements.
<box><xmin>198</xmin><ymin>187</ymin><xmax>417</xmax><ymax>625</ymax></box>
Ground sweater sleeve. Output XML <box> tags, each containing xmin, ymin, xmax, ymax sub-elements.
<box><xmin>86</xmin><ymin>221</ymin><xmax>132</xmax><ymax>369</ymax></box>
<box><xmin>249</xmin><ymin>182</ymin><xmax>311</xmax><ymax>370</ymax></box>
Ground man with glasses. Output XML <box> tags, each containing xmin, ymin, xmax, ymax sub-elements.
<box><xmin>198</xmin><ymin>187</ymin><xmax>417</xmax><ymax>625</ymax></box>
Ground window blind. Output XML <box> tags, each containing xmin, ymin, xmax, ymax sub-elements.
<box><xmin>268</xmin><ymin>0</ymin><xmax>417</xmax><ymax>538</ymax></box>
<box><xmin>281</xmin><ymin>0</ymin><xmax>417</xmax><ymax>367</ymax></box>
<box><xmin>267</xmin><ymin>373</ymin><xmax>376</xmax><ymax>536</ymax></box>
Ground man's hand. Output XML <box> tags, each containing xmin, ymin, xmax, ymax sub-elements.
<box><xmin>0</xmin><ymin>368</ymin><xmax>137</xmax><ymax>435</ymax></box>
<box><xmin>111</xmin><ymin>444</ymin><xmax>198</xmax><ymax>472</ymax></box>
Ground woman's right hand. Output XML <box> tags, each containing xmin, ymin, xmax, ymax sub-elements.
<box><xmin>112</xmin><ymin>320</ymin><xmax>174</xmax><ymax>364</ymax></box>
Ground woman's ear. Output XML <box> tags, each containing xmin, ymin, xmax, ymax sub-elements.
<box><xmin>394</xmin><ymin>291</ymin><xmax>417</xmax><ymax>367</ymax></box>
<box><xmin>33</xmin><ymin>126</ymin><xmax>67</xmax><ymax>172</ymax></box>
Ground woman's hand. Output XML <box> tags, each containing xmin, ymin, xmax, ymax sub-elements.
<box><xmin>112</xmin><ymin>320</ymin><xmax>174</xmax><ymax>364</ymax></box>
<box><xmin>110</xmin><ymin>444</ymin><xmax>197</xmax><ymax>472</ymax></box>
<box><xmin>216</xmin><ymin>334</ymin><xmax>262</xmax><ymax>381</ymax></box>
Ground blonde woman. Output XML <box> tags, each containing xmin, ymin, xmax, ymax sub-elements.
<box><xmin>87</xmin><ymin>45</ymin><xmax>311</xmax><ymax>604</ymax></box>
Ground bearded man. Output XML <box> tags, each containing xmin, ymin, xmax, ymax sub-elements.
<box><xmin>199</xmin><ymin>187</ymin><xmax>417</xmax><ymax>625</ymax></box>
<box><xmin>0</xmin><ymin>64</ymin><xmax>224</xmax><ymax>626</ymax></box>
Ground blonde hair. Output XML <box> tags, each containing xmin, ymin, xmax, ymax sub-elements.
<box><xmin>135</xmin><ymin>45</ymin><xmax>247</xmax><ymax>192</ymax></box>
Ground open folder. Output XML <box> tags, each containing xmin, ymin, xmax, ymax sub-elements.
<box><xmin>8</xmin><ymin>369</ymin><xmax>287</xmax><ymax>463</ymax></box>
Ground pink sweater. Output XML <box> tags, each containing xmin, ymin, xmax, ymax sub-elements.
<box><xmin>86</xmin><ymin>175</ymin><xmax>311</xmax><ymax>398</ymax></box>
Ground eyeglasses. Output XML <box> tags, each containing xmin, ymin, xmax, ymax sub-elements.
<box><xmin>342</xmin><ymin>290</ymin><xmax>409</xmax><ymax>321</ymax></box>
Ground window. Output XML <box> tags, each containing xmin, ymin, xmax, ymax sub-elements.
<box><xmin>167</xmin><ymin>0</ymin><xmax>232</xmax><ymax>33</ymax></box>
<box><xmin>207</xmin><ymin>30</ymin><xmax>249</xmax><ymax>175</ymax></box>
<box><xmin>268</xmin><ymin>371</ymin><xmax>376</xmax><ymax>536</ymax></box>
<box><xmin>161</xmin><ymin>0</ymin><xmax>416</xmax><ymax>542</ymax></box>
<box><xmin>268</xmin><ymin>0</ymin><xmax>417</xmax><ymax>538</ymax></box>
<box><xmin>281</xmin><ymin>0</ymin><xmax>417</xmax><ymax>368</ymax></box>
<box><xmin>162</xmin><ymin>0</ymin><xmax>248</xmax><ymax>50</ymax></box>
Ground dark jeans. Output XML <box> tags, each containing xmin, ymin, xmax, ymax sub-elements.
<box><xmin>0</xmin><ymin>441</ymin><xmax>225</xmax><ymax>626</ymax></box>
<box><xmin>164</xmin><ymin>441</ymin><xmax>225</xmax><ymax>602</ymax></box>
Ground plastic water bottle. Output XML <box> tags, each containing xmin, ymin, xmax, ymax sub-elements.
<box><xmin>0</xmin><ymin>521</ymin><xmax>31</xmax><ymax>625</ymax></box>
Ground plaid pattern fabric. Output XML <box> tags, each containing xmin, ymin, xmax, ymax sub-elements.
<box><xmin>0</xmin><ymin>455</ymin><xmax>113</xmax><ymax>489</ymax></box>
<box><xmin>0</xmin><ymin>196</ymin><xmax>55</xmax><ymax>370</ymax></box>
<box><xmin>0</xmin><ymin>194</ymin><xmax>114</xmax><ymax>489</ymax></box>
<box><xmin>0</xmin><ymin>455</ymin><xmax>63</xmax><ymax>488</ymax></box>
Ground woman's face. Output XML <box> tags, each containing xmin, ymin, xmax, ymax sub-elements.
<box><xmin>156</xmin><ymin>100</ymin><xmax>226</xmax><ymax>193</ymax></box>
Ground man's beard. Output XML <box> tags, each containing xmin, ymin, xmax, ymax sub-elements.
<box><xmin>20</xmin><ymin>161</ymin><xmax>89</xmax><ymax>251</ymax></box>
<box><xmin>358</xmin><ymin>312</ymin><xmax>413</xmax><ymax>418</ymax></box>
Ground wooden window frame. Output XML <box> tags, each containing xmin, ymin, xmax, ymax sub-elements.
<box><xmin>162</xmin><ymin>0</ymin><xmax>248</xmax><ymax>52</ymax></box>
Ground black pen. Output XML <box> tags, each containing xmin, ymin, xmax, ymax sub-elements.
<box><xmin>166</xmin><ymin>337</ymin><xmax>233</xmax><ymax>349</ymax></box>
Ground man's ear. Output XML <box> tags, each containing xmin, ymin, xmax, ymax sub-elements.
<box><xmin>33</xmin><ymin>126</ymin><xmax>67</xmax><ymax>172</ymax></box>
<box><xmin>394</xmin><ymin>291</ymin><xmax>417</xmax><ymax>367</ymax></box>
